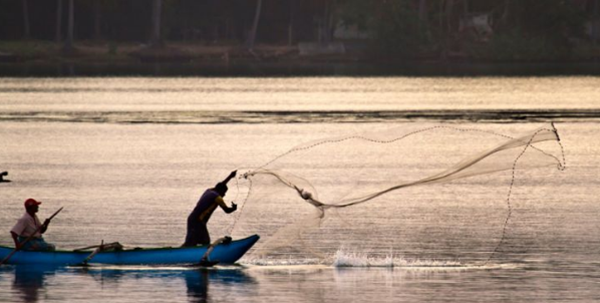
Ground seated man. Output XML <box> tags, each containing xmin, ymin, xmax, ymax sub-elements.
<box><xmin>10</xmin><ymin>198</ymin><xmax>55</xmax><ymax>251</ymax></box>
<box><xmin>183</xmin><ymin>171</ymin><xmax>238</xmax><ymax>247</ymax></box>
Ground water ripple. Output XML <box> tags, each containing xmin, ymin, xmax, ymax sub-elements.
<box><xmin>1</xmin><ymin>109</ymin><xmax>600</xmax><ymax>124</ymax></box>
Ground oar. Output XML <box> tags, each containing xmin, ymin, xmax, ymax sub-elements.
<box><xmin>0</xmin><ymin>207</ymin><xmax>64</xmax><ymax>266</ymax></box>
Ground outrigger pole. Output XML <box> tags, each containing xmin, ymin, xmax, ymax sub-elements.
<box><xmin>197</xmin><ymin>236</ymin><xmax>233</xmax><ymax>267</ymax></box>
<box><xmin>77</xmin><ymin>240</ymin><xmax>123</xmax><ymax>266</ymax></box>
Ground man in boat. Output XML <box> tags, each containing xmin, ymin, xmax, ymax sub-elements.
<box><xmin>183</xmin><ymin>170</ymin><xmax>238</xmax><ymax>247</ymax></box>
<box><xmin>10</xmin><ymin>198</ymin><xmax>56</xmax><ymax>251</ymax></box>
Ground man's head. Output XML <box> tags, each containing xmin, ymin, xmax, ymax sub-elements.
<box><xmin>215</xmin><ymin>182</ymin><xmax>228</xmax><ymax>196</ymax></box>
<box><xmin>24</xmin><ymin>198</ymin><xmax>41</xmax><ymax>213</ymax></box>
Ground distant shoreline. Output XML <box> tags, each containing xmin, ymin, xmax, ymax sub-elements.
<box><xmin>1</xmin><ymin>40</ymin><xmax>600</xmax><ymax>77</ymax></box>
<box><xmin>3</xmin><ymin>61</ymin><xmax>600</xmax><ymax>77</ymax></box>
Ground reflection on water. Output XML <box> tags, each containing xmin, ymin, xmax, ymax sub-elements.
<box><xmin>81</xmin><ymin>266</ymin><xmax>256</xmax><ymax>303</ymax></box>
<box><xmin>2</xmin><ymin>260</ymin><xmax>600</xmax><ymax>302</ymax></box>
<box><xmin>183</xmin><ymin>268</ymin><xmax>256</xmax><ymax>302</ymax></box>
<box><xmin>12</xmin><ymin>266</ymin><xmax>57</xmax><ymax>303</ymax></box>
<box><xmin>185</xmin><ymin>270</ymin><xmax>209</xmax><ymax>302</ymax></box>
<box><xmin>2</xmin><ymin>265</ymin><xmax>256</xmax><ymax>303</ymax></box>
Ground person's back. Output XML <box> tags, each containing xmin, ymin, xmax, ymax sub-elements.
<box><xmin>188</xmin><ymin>189</ymin><xmax>220</xmax><ymax>224</ymax></box>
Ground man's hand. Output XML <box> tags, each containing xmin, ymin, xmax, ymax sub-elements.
<box><xmin>40</xmin><ymin>219</ymin><xmax>51</xmax><ymax>234</ymax></box>
<box><xmin>223</xmin><ymin>202</ymin><xmax>237</xmax><ymax>214</ymax></box>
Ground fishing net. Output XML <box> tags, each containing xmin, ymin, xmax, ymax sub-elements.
<box><xmin>230</xmin><ymin>124</ymin><xmax>566</xmax><ymax>264</ymax></box>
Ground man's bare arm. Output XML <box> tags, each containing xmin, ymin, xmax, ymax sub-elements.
<box><xmin>221</xmin><ymin>170</ymin><xmax>237</xmax><ymax>185</ymax></box>
<box><xmin>216</xmin><ymin>196</ymin><xmax>237</xmax><ymax>214</ymax></box>
<box><xmin>10</xmin><ymin>231</ymin><xmax>20</xmax><ymax>248</ymax></box>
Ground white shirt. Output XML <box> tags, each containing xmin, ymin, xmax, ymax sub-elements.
<box><xmin>11</xmin><ymin>212</ymin><xmax>42</xmax><ymax>238</ymax></box>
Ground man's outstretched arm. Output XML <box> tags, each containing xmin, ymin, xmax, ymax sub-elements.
<box><xmin>221</xmin><ymin>170</ymin><xmax>237</xmax><ymax>185</ymax></box>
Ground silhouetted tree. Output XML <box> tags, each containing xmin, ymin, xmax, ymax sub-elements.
<box><xmin>288</xmin><ymin>0</ymin><xmax>296</xmax><ymax>45</ymax></box>
<box><xmin>63</xmin><ymin>0</ymin><xmax>75</xmax><ymax>53</ymax></box>
<box><xmin>247</xmin><ymin>0</ymin><xmax>262</xmax><ymax>49</ymax></box>
<box><xmin>594</xmin><ymin>0</ymin><xmax>599</xmax><ymax>45</ymax></box>
<box><xmin>55</xmin><ymin>0</ymin><xmax>63</xmax><ymax>42</ymax></box>
<box><xmin>150</xmin><ymin>0</ymin><xmax>163</xmax><ymax>47</ymax></box>
<box><xmin>93</xmin><ymin>0</ymin><xmax>102</xmax><ymax>40</ymax></box>
<box><xmin>323</xmin><ymin>0</ymin><xmax>337</xmax><ymax>43</ymax></box>
<box><xmin>418</xmin><ymin>0</ymin><xmax>428</xmax><ymax>23</ymax></box>
<box><xmin>22</xmin><ymin>0</ymin><xmax>30</xmax><ymax>39</ymax></box>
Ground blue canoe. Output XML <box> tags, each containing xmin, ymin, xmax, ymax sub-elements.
<box><xmin>0</xmin><ymin>235</ymin><xmax>259</xmax><ymax>266</ymax></box>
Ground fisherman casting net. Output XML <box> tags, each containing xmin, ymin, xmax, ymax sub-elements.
<box><xmin>229</xmin><ymin>124</ymin><xmax>566</xmax><ymax>263</ymax></box>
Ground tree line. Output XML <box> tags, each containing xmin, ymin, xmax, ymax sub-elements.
<box><xmin>1</xmin><ymin>0</ymin><xmax>598</xmax><ymax>60</ymax></box>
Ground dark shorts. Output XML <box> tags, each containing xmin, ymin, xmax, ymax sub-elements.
<box><xmin>183</xmin><ymin>221</ymin><xmax>210</xmax><ymax>247</ymax></box>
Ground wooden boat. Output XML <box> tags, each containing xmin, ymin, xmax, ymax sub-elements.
<box><xmin>0</xmin><ymin>234</ymin><xmax>259</xmax><ymax>266</ymax></box>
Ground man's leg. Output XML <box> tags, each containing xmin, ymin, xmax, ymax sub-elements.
<box><xmin>18</xmin><ymin>237</ymin><xmax>54</xmax><ymax>251</ymax></box>
<box><xmin>183</xmin><ymin>227</ymin><xmax>200</xmax><ymax>247</ymax></box>
<box><xmin>17</xmin><ymin>236</ymin><xmax>33</xmax><ymax>250</ymax></box>
<box><xmin>198</xmin><ymin>222</ymin><xmax>211</xmax><ymax>246</ymax></box>
<box><xmin>37</xmin><ymin>238</ymin><xmax>55</xmax><ymax>251</ymax></box>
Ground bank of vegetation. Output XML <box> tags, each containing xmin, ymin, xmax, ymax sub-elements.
<box><xmin>0</xmin><ymin>0</ymin><xmax>599</xmax><ymax>64</ymax></box>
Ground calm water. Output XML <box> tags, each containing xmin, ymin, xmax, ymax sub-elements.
<box><xmin>1</xmin><ymin>77</ymin><xmax>599</xmax><ymax>302</ymax></box>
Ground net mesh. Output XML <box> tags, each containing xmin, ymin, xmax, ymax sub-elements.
<box><xmin>229</xmin><ymin>124</ymin><xmax>566</xmax><ymax>264</ymax></box>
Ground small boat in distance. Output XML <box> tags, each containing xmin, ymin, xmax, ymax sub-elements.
<box><xmin>0</xmin><ymin>234</ymin><xmax>259</xmax><ymax>266</ymax></box>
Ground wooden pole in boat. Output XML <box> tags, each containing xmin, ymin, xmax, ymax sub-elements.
<box><xmin>80</xmin><ymin>240</ymin><xmax>103</xmax><ymax>266</ymax></box>
<box><xmin>78</xmin><ymin>241</ymin><xmax>120</xmax><ymax>266</ymax></box>
<box><xmin>197</xmin><ymin>236</ymin><xmax>232</xmax><ymax>267</ymax></box>
<box><xmin>0</xmin><ymin>207</ymin><xmax>64</xmax><ymax>266</ymax></box>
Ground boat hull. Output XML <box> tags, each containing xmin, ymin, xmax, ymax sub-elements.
<box><xmin>0</xmin><ymin>235</ymin><xmax>259</xmax><ymax>266</ymax></box>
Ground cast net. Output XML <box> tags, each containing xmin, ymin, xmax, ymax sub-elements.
<box><xmin>229</xmin><ymin>124</ymin><xmax>566</xmax><ymax>264</ymax></box>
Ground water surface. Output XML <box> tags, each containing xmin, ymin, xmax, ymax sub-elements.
<box><xmin>0</xmin><ymin>77</ymin><xmax>599</xmax><ymax>302</ymax></box>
